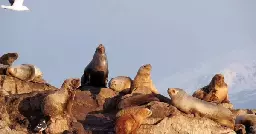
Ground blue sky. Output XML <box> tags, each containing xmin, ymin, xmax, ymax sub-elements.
<box><xmin>1</xmin><ymin>0</ymin><xmax>256</xmax><ymax>100</ymax></box>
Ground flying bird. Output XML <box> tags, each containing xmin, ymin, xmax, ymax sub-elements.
<box><xmin>1</xmin><ymin>0</ymin><xmax>29</xmax><ymax>11</ymax></box>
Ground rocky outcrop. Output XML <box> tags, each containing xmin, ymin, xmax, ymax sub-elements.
<box><xmin>0</xmin><ymin>91</ymin><xmax>54</xmax><ymax>133</ymax></box>
<box><xmin>0</xmin><ymin>75</ymin><xmax>57</xmax><ymax>96</ymax></box>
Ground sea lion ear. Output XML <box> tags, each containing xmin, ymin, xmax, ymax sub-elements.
<box><xmin>168</xmin><ymin>88</ymin><xmax>177</xmax><ymax>95</ymax></box>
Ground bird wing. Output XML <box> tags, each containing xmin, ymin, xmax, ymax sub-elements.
<box><xmin>8</xmin><ymin>0</ymin><xmax>14</xmax><ymax>6</ymax></box>
<box><xmin>12</xmin><ymin>0</ymin><xmax>24</xmax><ymax>6</ymax></box>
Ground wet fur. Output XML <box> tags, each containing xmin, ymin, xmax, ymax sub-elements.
<box><xmin>81</xmin><ymin>44</ymin><xmax>109</xmax><ymax>88</ymax></box>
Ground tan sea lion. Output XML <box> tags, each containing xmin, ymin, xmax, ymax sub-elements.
<box><xmin>192</xmin><ymin>74</ymin><xmax>230</xmax><ymax>104</ymax></box>
<box><xmin>115</xmin><ymin>107</ymin><xmax>152</xmax><ymax>134</ymax></box>
<box><xmin>131</xmin><ymin>64</ymin><xmax>159</xmax><ymax>94</ymax></box>
<box><xmin>0</xmin><ymin>52</ymin><xmax>18</xmax><ymax>66</ymax></box>
<box><xmin>168</xmin><ymin>88</ymin><xmax>235</xmax><ymax>129</ymax></box>
<box><xmin>81</xmin><ymin>44</ymin><xmax>109</xmax><ymax>88</ymax></box>
<box><xmin>41</xmin><ymin>78</ymin><xmax>81</xmax><ymax>119</ymax></box>
<box><xmin>235</xmin><ymin>114</ymin><xmax>256</xmax><ymax>133</ymax></box>
<box><xmin>6</xmin><ymin>64</ymin><xmax>45</xmax><ymax>83</ymax></box>
<box><xmin>108</xmin><ymin>76</ymin><xmax>132</xmax><ymax>93</ymax></box>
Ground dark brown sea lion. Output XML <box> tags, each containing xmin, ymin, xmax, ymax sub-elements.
<box><xmin>0</xmin><ymin>52</ymin><xmax>18</xmax><ymax>66</ymax></box>
<box><xmin>192</xmin><ymin>74</ymin><xmax>230</xmax><ymax>104</ymax></box>
<box><xmin>81</xmin><ymin>44</ymin><xmax>109</xmax><ymax>88</ymax></box>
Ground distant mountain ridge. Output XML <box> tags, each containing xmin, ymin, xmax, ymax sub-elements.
<box><xmin>157</xmin><ymin>61</ymin><xmax>256</xmax><ymax>109</ymax></box>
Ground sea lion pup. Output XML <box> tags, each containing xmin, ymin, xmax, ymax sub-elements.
<box><xmin>81</xmin><ymin>44</ymin><xmax>109</xmax><ymax>88</ymax></box>
<box><xmin>168</xmin><ymin>88</ymin><xmax>235</xmax><ymax>129</ymax></box>
<box><xmin>115</xmin><ymin>107</ymin><xmax>152</xmax><ymax>134</ymax></box>
<box><xmin>108</xmin><ymin>76</ymin><xmax>132</xmax><ymax>94</ymax></box>
<box><xmin>41</xmin><ymin>78</ymin><xmax>80</xmax><ymax>119</ymax></box>
<box><xmin>192</xmin><ymin>74</ymin><xmax>230</xmax><ymax>104</ymax></box>
<box><xmin>131</xmin><ymin>64</ymin><xmax>159</xmax><ymax>94</ymax></box>
<box><xmin>6</xmin><ymin>64</ymin><xmax>46</xmax><ymax>83</ymax></box>
<box><xmin>235</xmin><ymin>114</ymin><xmax>256</xmax><ymax>133</ymax></box>
<box><xmin>0</xmin><ymin>52</ymin><xmax>18</xmax><ymax>66</ymax></box>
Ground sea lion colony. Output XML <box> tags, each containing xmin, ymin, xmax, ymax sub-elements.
<box><xmin>0</xmin><ymin>44</ymin><xmax>253</xmax><ymax>133</ymax></box>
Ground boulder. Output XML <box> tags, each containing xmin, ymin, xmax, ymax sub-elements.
<box><xmin>0</xmin><ymin>75</ymin><xmax>58</xmax><ymax>96</ymax></box>
<box><xmin>137</xmin><ymin>115</ymin><xmax>236</xmax><ymax>134</ymax></box>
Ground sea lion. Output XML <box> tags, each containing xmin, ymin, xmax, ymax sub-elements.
<box><xmin>0</xmin><ymin>52</ymin><xmax>18</xmax><ymax>75</ymax></box>
<box><xmin>81</xmin><ymin>44</ymin><xmax>109</xmax><ymax>88</ymax></box>
<box><xmin>116</xmin><ymin>106</ymin><xmax>145</xmax><ymax>118</ymax></box>
<box><xmin>131</xmin><ymin>64</ymin><xmax>159</xmax><ymax>94</ymax></box>
<box><xmin>108</xmin><ymin>76</ymin><xmax>132</xmax><ymax>93</ymax></box>
<box><xmin>41</xmin><ymin>78</ymin><xmax>80</xmax><ymax>119</ymax></box>
<box><xmin>117</xmin><ymin>93</ymin><xmax>160</xmax><ymax>109</ymax></box>
<box><xmin>168</xmin><ymin>88</ymin><xmax>235</xmax><ymax>129</ymax></box>
<box><xmin>6</xmin><ymin>64</ymin><xmax>45</xmax><ymax>83</ymax></box>
<box><xmin>192</xmin><ymin>74</ymin><xmax>230</xmax><ymax>104</ymax></box>
<box><xmin>115</xmin><ymin>107</ymin><xmax>152</xmax><ymax>134</ymax></box>
<box><xmin>235</xmin><ymin>114</ymin><xmax>256</xmax><ymax>133</ymax></box>
<box><xmin>0</xmin><ymin>52</ymin><xmax>18</xmax><ymax>66</ymax></box>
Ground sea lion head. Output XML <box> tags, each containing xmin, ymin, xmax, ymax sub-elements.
<box><xmin>136</xmin><ymin>108</ymin><xmax>152</xmax><ymax>118</ymax></box>
<box><xmin>167</xmin><ymin>88</ymin><xmax>186</xmax><ymax>99</ymax></box>
<box><xmin>0</xmin><ymin>53</ymin><xmax>18</xmax><ymax>66</ymax></box>
<box><xmin>95</xmin><ymin>44</ymin><xmax>106</xmax><ymax>54</ymax></box>
<box><xmin>138</xmin><ymin>64</ymin><xmax>152</xmax><ymax>75</ymax></box>
<box><xmin>108</xmin><ymin>78</ymin><xmax>118</xmax><ymax>90</ymax></box>
<box><xmin>210</xmin><ymin>74</ymin><xmax>226</xmax><ymax>87</ymax></box>
<box><xmin>61</xmin><ymin>78</ymin><xmax>81</xmax><ymax>91</ymax></box>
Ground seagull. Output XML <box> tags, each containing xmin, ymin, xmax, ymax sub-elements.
<box><xmin>34</xmin><ymin>119</ymin><xmax>47</xmax><ymax>134</ymax></box>
<box><xmin>1</xmin><ymin>0</ymin><xmax>29</xmax><ymax>11</ymax></box>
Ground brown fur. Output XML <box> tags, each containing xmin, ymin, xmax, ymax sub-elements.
<box><xmin>115</xmin><ymin>108</ymin><xmax>152</xmax><ymax>134</ymax></box>
<box><xmin>108</xmin><ymin>76</ymin><xmax>132</xmax><ymax>93</ymax></box>
<box><xmin>192</xmin><ymin>74</ymin><xmax>230</xmax><ymax>104</ymax></box>
<box><xmin>116</xmin><ymin>106</ymin><xmax>144</xmax><ymax>118</ymax></box>
<box><xmin>131</xmin><ymin>64</ymin><xmax>159</xmax><ymax>94</ymax></box>
<box><xmin>0</xmin><ymin>53</ymin><xmax>18</xmax><ymax>66</ymax></box>
<box><xmin>168</xmin><ymin>88</ymin><xmax>235</xmax><ymax>129</ymax></box>
<box><xmin>118</xmin><ymin>93</ymin><xmax>159</xmax><ymax>109</ymax></box>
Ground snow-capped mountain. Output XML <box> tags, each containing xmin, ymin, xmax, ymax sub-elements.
<box><xmin>156</xmin><ymin>60</ymin><xmax>256</xmax><ymax>109</ymax></box>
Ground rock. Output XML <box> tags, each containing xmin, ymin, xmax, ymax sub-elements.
<box><xmin>137</xmin><ymin>115</ymin><xmax>236</xmax><ymax>134</ymax></box>
<box><xmin>0</xmin><ymin>91</ymin><xmax>54</xmax><ymax>133</ymax></box>
<box><xmin>0</xmin><ymin>75</ymin><xmax>58</xmax><ymax>96</ymax></box>
<box><xmin>69</xmin><ymin>87</ymin><xmax>119</xmax><ymax>121</ymax></box>
<box><xmin>45</xmin><ymin>115</ymin><xmax>70</xmax><ymax>134</ymax></box>
<box><xmin>0</xmin><ymin>120</ymin><xmax>27</xmax><ymax>134</ymax></box>
<box><xmin>146</xmin><ymin>101</ymin><xmax>179</xmax><ymax>118</ymax></box>
<box><xmin>232</xmin><ymin>109</ymin><xmax>255</xmax><ymax>116</ymax></box>
<box><xmin>235</xmin><ymin>124</ymin><xmax>246</xmax><ymax>134</ymax></box>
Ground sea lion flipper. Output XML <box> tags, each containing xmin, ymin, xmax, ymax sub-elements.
<box><xmin>222</xmin><ymin>94</ymin><xmax>230</xmax><ymax>103</ymax></box>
